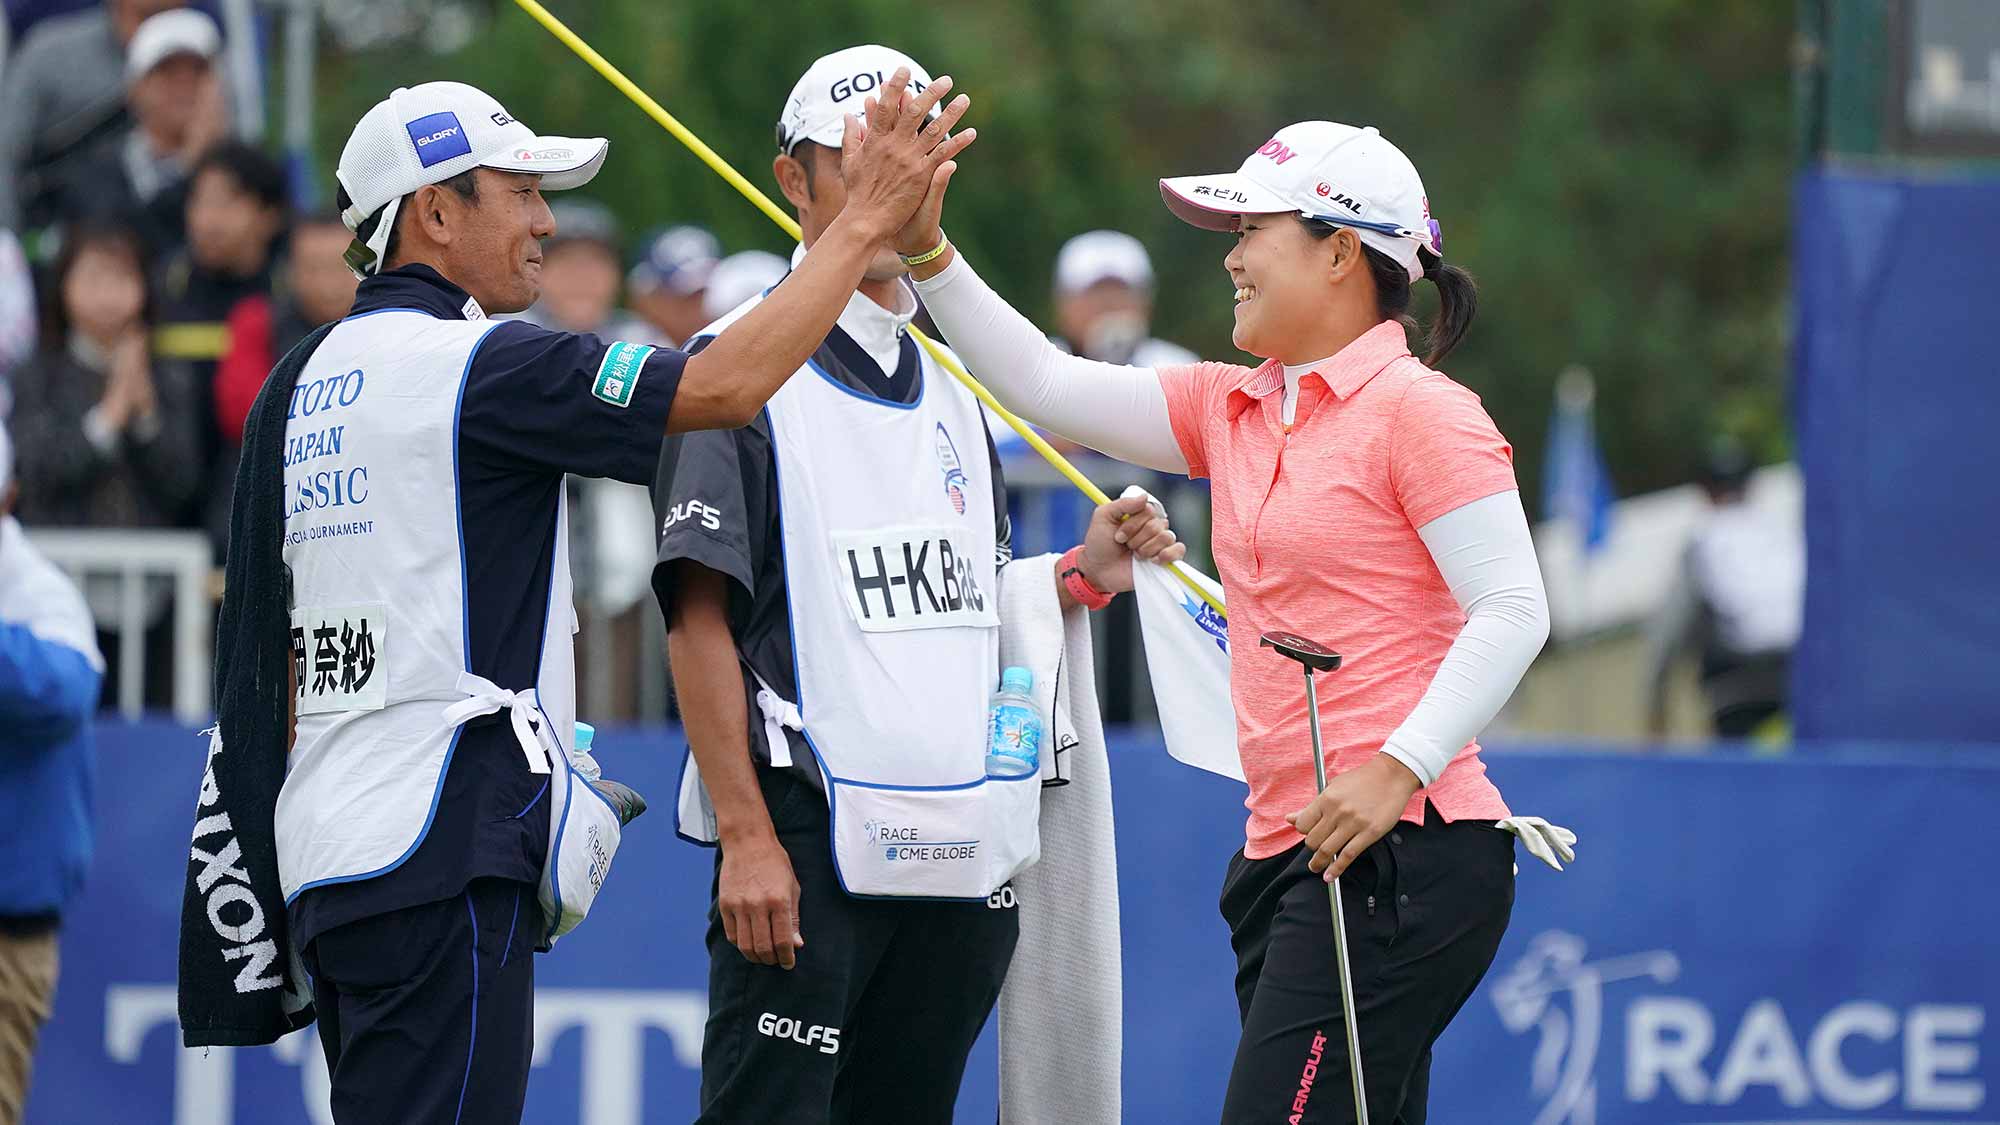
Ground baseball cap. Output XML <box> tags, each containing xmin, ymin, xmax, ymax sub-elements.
<box><xmin>629</xmin><ymin>225</ymin><xmax>721</xmax><ymax>296</ymax></box>
<box><xmin>703</xmin><ymin>250</ymin><xmax>790</xmax><ymax>321</ymax></box>
<box><xmin>335</xmin><ymin>81</ymin><xmax>609</xmax><ymax>277</ymax></box>
<box><xmin>125</xmin><ymin>10</ymin><xmax>220</xmax><ymax>82</ymax></box>
<box><xmin>1159</xmin><ymin>121</ymin><xmax>1443</xmax><ymax>282</ymax></box>
<box><xmin>777</xmin><ymin>44</ymin><xmax>937</xmax><ymax>155</ymax></box>
<box><xmin>1054</xmin><ymin>230</ymin><xmax>1155</xmax><ymax>296</ymax></box>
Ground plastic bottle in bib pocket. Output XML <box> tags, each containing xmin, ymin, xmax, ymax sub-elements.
<box><xmin>570</xmin><ymin>721</ymin><xmax>603</xmax><ymax>783</ymax></box>
<box><xmin>986</xmin><ymin>667</ymin><xmax>1043</xmax><ymax>778</ymax></box>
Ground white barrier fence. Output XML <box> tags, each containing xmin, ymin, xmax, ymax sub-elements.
<box><xmin>26</xmin><ymin>527</ymin><xmax>212</xmax><ymax>723</ymax></box>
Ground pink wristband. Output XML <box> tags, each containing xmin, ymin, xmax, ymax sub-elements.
<box><xmin>1058</xmin><ymin>546</ymin><xmax>1113</xmax><ymax>611</ymax></box>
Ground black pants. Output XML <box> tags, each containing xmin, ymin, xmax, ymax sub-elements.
<box><xmin>301</xmin><ymin>878</ymin><xmax>537</xmax><ymax>1125</ymax></box>
<box><xmin>697</xmin><ymin>770</ymin><xmax>1020</xmax><ymax>1124</ymax></box>
<box><xmin>1218</xmin><ymin>805</ymin><xmax>1514</xmax><ymax>1124</ymax></box>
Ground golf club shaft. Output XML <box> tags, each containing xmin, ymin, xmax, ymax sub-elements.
<box><xmin>1303</xmin><ymin>668</ymin><xmax>1370</xmax><ymax>1125</ymax></box>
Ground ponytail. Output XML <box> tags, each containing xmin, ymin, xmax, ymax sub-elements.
<box><xmin>1299</xmin><ymin>217</ymin><xmax>1479</xmax><ymax>366</ymax></box>
<box><xmin>1417</xmin><ymin>250</ymin><xmax>1477</xmax><ymax>366</ymax></box>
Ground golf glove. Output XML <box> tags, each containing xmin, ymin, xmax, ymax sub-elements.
<box><xmin>1496</xmin><ymin>815</ymin><xmax>1576</xmax><ymax>873</ymax></box>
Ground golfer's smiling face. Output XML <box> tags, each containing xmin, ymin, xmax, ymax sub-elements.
<box><xmin>1225</xmin><ymin>213</ymin><xmax>1342</xmax><ymax>360</ymax></box>
<box><xmin>458</xmin><ymin>169</ymin><xmax>556</xmax><ymax>314</ymax></box>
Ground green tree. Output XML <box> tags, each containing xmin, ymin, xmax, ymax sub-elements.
<box><xmin>314</xmin><ymin>0</ymin><xmax>1795</xmax><ymax>505</ymax></box>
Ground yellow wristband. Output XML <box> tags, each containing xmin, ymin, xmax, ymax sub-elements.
<box><xmin>898</xmin><ymin>235</ymin><xmax>950</xmax><ymax>267</ymax></box>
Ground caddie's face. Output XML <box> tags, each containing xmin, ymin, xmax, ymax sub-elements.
<box><xmin>453</xmin><ymin>169</ymin><xmax>557</xmax><ymax>314</ymax></box>
<box><xmin>781</xmin><ymin>141</ymin><xmax>907</xmax><ymax>281</ymax></box>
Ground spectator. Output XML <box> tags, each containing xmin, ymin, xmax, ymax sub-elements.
<box><xmin>0</xmin><ymin>416</ymin><xmax>105</xmax><ymax>1125</ymax></box>
<box><xmin>1645</xmin><ymin>441</ymin><xmax>1805</xmax><ymax>738</ymax></box>
<box><xmin>9</xmin><ymin>221</ymin><xmax>201</xmax><ymax>709</ymax></box>
<box><xmin>153</xmin><ymin>139</ymin><xmax>285</xmax><ymax>532</ymax></box>
<box><xmin>1051</xmin><ymin>230</ymin><xmax>1197</xmax><ymax>368</ymax></box>
<box><xmin>10</xmin><ymin>221</ymin><xmax>201</xmax><ymax>529</ymax></box>
<box><xmin>205</xmin><ymin>212</ymin><xmax>356</xmax><ymax>551</ymax></box>
<box><xmin>516</xmin><ymin>198</ymin><xmax>649</xmax><ymax>340</ymax></box>
<box><xmin>513</xmin><ymin>198</ymin><xmax>656</xmax><ymax>717</ymax></box>
<box><xmin>0</xmin><ymin>0</ymin><xmax>185</xmax><ymax>235</ymax></box>
<box><xmin>51</xmin><ymin>9</ymin><xmax>227</xmax><ymax>263</ymax></box>
<box><xmin>626</xmin><ymin>224</ymin><xmax>720</xmax><ymax>347</ymax></box>
<box><xmin>701</xmin><ymin>248</ymin><xmax>790</xmax><ymax>322</ymax></box>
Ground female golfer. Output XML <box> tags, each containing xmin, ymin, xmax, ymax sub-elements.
<box><xmin>895</xmin><ymin>120</ymin><xmax>1553</xmax><ymax>1121</ymax></box>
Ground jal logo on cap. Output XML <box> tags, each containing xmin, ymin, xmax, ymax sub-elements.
<box><xmin>406</xmin><ymin>111</ymin><xmax>472</xmax><ymax>168</ymax></box>
<box><xmin>1315</xmin><ymin>182</ymin><xmax>1363</xmax><ymax>215</ymax></box>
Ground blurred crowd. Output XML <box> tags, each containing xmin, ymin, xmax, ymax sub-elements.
<box><xmin>0</xmin><ymin>2</ymin><xmax>1796</xmax><ymax>737</ymax></box>
<box><xmin>0</xmin><ymin>1</ymin><xmax>1211</xmax><ymax>720</ymax></box>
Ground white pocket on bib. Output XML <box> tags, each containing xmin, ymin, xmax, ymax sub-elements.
<box><xmin>829</xmin><ymin>774</ymin><xmax>1041</xmax><ymax>899</ymax></box>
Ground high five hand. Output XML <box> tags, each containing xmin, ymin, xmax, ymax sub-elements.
<box><xmin>836</xmin><ymin>68</ymin><xmax>975</xmax><ymax>244</ymax></box>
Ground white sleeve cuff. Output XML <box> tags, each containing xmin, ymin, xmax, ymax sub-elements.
<box><xmin>1380</xmin><ymin>732</ymin><xmax>1444</xmax><ymax>788</ymax></box>
<box><xmin>909</xmin><ymin>247</ymin><xmax>970</xmax><ymax>295</ymax></box>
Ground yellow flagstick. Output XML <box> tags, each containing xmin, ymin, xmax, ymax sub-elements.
<box><xmin>511</xmin><ymin>0</ymin><xmax>1225</xmax><ymax>615</ymax></box>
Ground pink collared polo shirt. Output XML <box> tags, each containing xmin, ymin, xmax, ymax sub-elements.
<box><xmin>1158</xmin><ymin>320</ymin><xmax>1516</xmax><ymax>859</ymax></box>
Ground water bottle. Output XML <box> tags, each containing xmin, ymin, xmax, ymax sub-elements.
<box><xmin>986</xmin><ymin>667</ymin><xmax>1043</xmax><ymax>778</ymax></box>
<box><xmin>570</xmin><ymin>721</ymin><xmax>604</xmax><ymax>784</ymax></box>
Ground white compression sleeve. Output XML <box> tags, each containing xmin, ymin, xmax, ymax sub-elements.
<box><xmin>913</xmin><ymin>252</ymin><xmax>1188</xmax><ymax>474</ymax></box>
<box><xmin>1380</xmin><ymin>490</ymin><xmax>1552</xmax><ymax>786</ymax></box>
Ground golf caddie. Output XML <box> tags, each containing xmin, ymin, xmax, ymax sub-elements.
<box><xmin>176</xmin><ymin>74</ymin><xmax>969</xmax><ymax>1124</ymax></box>
<box><xmin>655</xmin><ymin>45</ymin><xmax>1184</xmax><ymax>1123</ymax></box>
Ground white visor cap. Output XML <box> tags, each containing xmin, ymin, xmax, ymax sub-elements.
<box><xmin>1159</xmin><ymin>121</ymin><xmax>1442</xmax><ymax>282</ymax></box>
<box><xmin>125</xmin><ymin>10</ymin><xmax>221</xmax><ymax>82</ymax></box>
<box><xmin>336</xmin><ymin>82</ymin><xmax>608</xmax><ymax>275</ymax></box>
<box><xmin>777</xmin><ymin>44</ymin><xmax>937</xmax><ymax>154</ymax></box>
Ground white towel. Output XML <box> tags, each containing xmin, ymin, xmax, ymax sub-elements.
<box><xmin>1132</xmin><ymin>559</ymin><xmax>1245</xmax><ymax>782</ymax></box>
<box><xmin>997</xmin><ymin>554</ymin><xmax>1121</xmax><ymax>1125</ymax></box>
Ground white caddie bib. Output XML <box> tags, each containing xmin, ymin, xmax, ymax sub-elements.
<box><xmin>276</xmin><ymin>310</ymin><xmax>618</xmax><ymax>941</ymax></box>
<box><xmin>678</xmin><ymin>321</ymin><xmax>1039</xmax><ymax>900</ymax></box>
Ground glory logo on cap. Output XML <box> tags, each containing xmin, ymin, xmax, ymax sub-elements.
<box><xmin>406</xmin><ymin>111</ymin><xmax>472</xmax><ymax>167</ymax></box>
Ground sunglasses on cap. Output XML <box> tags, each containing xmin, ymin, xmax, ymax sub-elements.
<box><xmin>1299</xmin><ymin>211</ymin><xmax>1444</xmax><ymax>255</ymax></box>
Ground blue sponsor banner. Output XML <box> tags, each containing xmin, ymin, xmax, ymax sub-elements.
<box><xmin>1790</xmin><ymin>167</ymin><xmax>2000</xmax><ymax>744</ymax></box>
<box><xmin>30</xmin><ymin>721</ymin><xmax>1999</xmax><ymax>1123</ymax></box>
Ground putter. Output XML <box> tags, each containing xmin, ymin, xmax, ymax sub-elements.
<box><xmin>1260</xmin><ymin>630</ymin><xmax>1369</xmax><ymax>1125</ymax></box>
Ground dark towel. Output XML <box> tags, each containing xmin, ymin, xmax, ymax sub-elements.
<box><xmin>177</xmin><ymin>323</ymin><xmax>335</xmax><ymax>1047</ymax></box>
